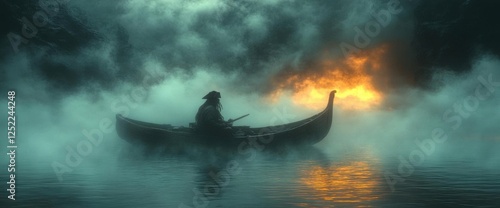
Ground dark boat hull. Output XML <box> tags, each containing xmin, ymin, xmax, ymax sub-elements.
<box><xmin>116</xmin><ymin>91</ymin><xmax>336</xmax><ymax>148</ymax></box>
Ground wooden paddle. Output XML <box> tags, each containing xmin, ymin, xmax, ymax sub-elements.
<box><xmin>228</xmin><ymin>114</ymin><xmax>249</xmax><ymax>124</ymax></box>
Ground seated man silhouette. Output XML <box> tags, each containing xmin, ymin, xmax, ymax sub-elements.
<box><xmin>195</xmin><ymin>91</ymin><xmax>233</xmax><ymax>135</ymax></box>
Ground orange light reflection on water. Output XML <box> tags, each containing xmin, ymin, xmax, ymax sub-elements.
<box><xmin>296</xmin><ymin>152</ymin><xmax>382</xmax><ymax>207</ymax></box>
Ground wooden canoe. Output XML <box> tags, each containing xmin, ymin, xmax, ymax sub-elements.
<box><xmin>116</xmin><ymin>90</ymin><xmax>336</xmax><ymax>148</ymax></box>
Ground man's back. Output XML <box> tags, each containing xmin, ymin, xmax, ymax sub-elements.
<box><xmin>194</xmin><ymin>91</ymin><xmax>232</xmax><ymax>136</ymax></box>
<box><xmin>196</xmin><ymin>105</ymin><xmax>225</xmax><ymax>129</ymax></box>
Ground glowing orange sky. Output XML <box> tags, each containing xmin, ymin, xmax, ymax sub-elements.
<box><xmin>270</xmin><ymin>46</ymin><xmax>387</xmax><ymax>111</ymax></box>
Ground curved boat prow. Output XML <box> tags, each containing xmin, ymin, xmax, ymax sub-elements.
<box><xmin>327</xmin><ymin>90</ymin><xmax>337</xmax><ymax>110</ymax></box>
<box><xmin>304</xmin><ymin>89</ymin><xmax>336</xmax><ymax>144</ymax></box>
<box><xmin>263</xmin><ymin>89</ymin><xmax>337</xmax><ymax>146</ymax></box>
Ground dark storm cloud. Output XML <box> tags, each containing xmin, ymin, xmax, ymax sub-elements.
<box><xmin>2</xmin><ymin>0</ymin><xmax>500</xmax><ymax>101</ymax></box>
<box><xmin>0</xmin><ymin>0</ymin><xmax>341</xmax><ymax>97</ymax></box>
<box><xmin>412</xmin><ymin>0</ymin><xmax>500</xmax><ymax>83</ymax></box>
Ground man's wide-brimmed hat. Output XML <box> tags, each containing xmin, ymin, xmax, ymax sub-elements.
<box><xmin>202</xmin><ymin>91</ymin><xmax>221</xmax><ymax>99</ymax></box>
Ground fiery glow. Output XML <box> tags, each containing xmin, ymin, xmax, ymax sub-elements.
<box><xmin>296</xmin><ymin>152</ymin><xmax>382</xmax><ymax>207</ymax></box>
<box><xmin>270</xmin><ymin>46</ymin><xmax>387</xmax><ymax>110</ymax></box>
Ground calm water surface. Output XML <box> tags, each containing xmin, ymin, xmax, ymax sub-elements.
<box><xmin>2</xmin><ymin>138</ymin><xmax>499</xmax><ymax>208</ymax></box>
